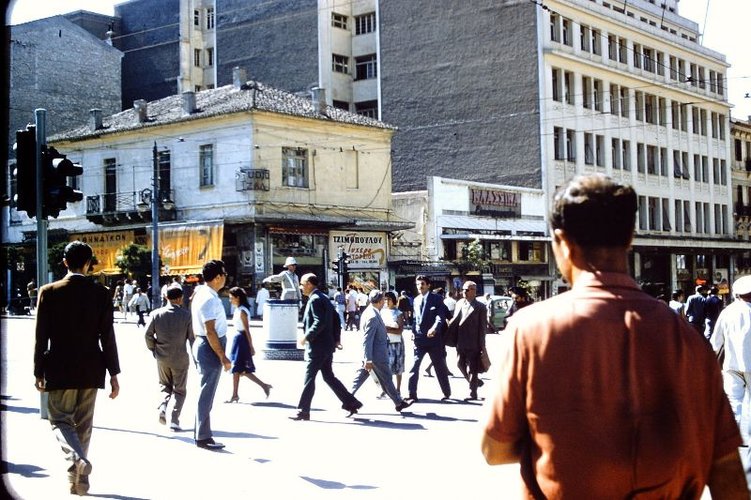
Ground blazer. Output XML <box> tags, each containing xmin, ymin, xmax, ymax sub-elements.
<box><xmin>360</xmin><ymin>304</ymin><xmax>389</xmax><ymax>363</ymax></box>
<box><xmin>412</xmin><ymin>292</ymin><xmax>446</xmax><ymax>347</ymax></box>
<box><xmin>302</xmin><ymin>289</ymin><xmax>340</xmax><ymax>358</ymax></box>
<box><xmin>447</xmin><ymin>298</ymin><xmax>488</xmax><ymax>352</ymax></box>
<box><xmin>34</xmin><ymin>274</ymin><xmax>120</xmax><ymax>390</ymax></box>
<box><xmin>144</xmin><ymin>303</ymin><xmax>194</xmax><ymax>369</ymax></box>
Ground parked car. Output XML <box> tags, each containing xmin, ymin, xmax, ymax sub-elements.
<box><xmin>487</xmin><ymin>295</ymin><xmax>512</xmax><ymax>332</ymax></box>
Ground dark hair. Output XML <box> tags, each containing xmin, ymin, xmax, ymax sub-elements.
<box><xmin>434</xmin><ymin>287</ymin><xmax>445</xmax><ymax>297</ymax></box>
<box><xmin>709</xmin><ymin>286</ymin><xmax>719</xmax><ymax>294</ymax></box>
<box><xmin>202</xmin><ymin>259</ymin><xmax>225</xmax><ymax>282</ymax></box>
<box><xmin>229</xmin><ymin>286</ymin><xmax>251</xmax><ymax>309</ymax></box>
<box><xmin>166</xmin><ymin>286</ymin><xmax>184</xmax><ymax>300</ymax></box>
<box><xmin>550</xmin><ymin>174</ymin><xmax>637</xmax><ymax>248</ymax></box>
<box><xmin>671</xmin><ymin>290</ymin><xmax>684</xmax><ymax>300</ymax></box>
<box><xmin>415</xmin><ymin>275</ymin><xmax>431</xmax><ymax>285</ymax></box>
<box><xmin>63</xmin><ymin>241</ymin><xmax>93</xmax><ymax>269</ymax></box>
<box><xmin>384</xmin><ymin>291</ymin><xmax>397</xmax><ymax>304</ymax></box>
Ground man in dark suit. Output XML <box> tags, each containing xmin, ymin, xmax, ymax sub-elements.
<box><xmin>407</xmin><ymin>275</ymin><xmax>451</xmax><ymax>402</ymax></box>
<box><xmin>34</xmin><ymin>241</ymin><xmax>120</xmax><ymax>496</ymax></box>
<box><xmin>446</xmin><ymin>280</ymin><xmax>488</xmax><ymax>400</ymax></box>
<box><xmin>290</xmin><ymin>273</ymin><xmax>362</xmax><ymax>421</ymax></box>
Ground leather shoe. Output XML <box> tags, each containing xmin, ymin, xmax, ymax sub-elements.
<box><xmin>289</xmin><ymin>411</ymin><xmax>310</xmax><ymax>421</ymax></box>
<box><xmin>195</xmin><ymin>438</ymin><xmax>225</xmax><ymax>450</ymax></box>
<box><xmin>158</xmin><ymin>410</ymin><xmax>166</xmax><ymax>425</ymax></box>
<box><xmin>395</xmin><ymin>399</ymin><xmax>413</xmax><ymax>412</ymax></box>
<box><xmin>440</xmin><ymin>396</ymin><xmax>452</xmax><ymax>402</ymax></box>
<box><xmin>169</xmin><ymin>423</ymin><xmax>181</xmax><ymax>432</ymax></box>
<box><xmin>406</xmin><ymin>396</ymin><xmax>419</xmax><ymax>403</ymax></box>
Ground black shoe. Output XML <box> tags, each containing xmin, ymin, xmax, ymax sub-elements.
<box><xmin>478</xmin><ymin>379</ymin><xmax>485</xmax><ymax>387</ymax></box>
<box><xmin>424</xmin><ymin>369</ymin><xmax>433</xmax><ymax>377</ymax></box>
<box><xmin>343</xmin><ymin>400</ymin><xmax>362</xmax><ymax>417</ymax></box>
<box><xmin>440</xmin><ymin>396</ymin><xmax>452</xmax><ymax>402</ymax></box>
<box><xmin>170</xmin><ymin>422</ymin><xmax>181</xmax><ymax>432</ymax></box>
<box><xmin>395</xmin><ymin>399</ymin><xmax>414</xmax><ymax>412</ymax></box>
<box><xmin>289</xmin><ymin>411</ymin><xmax>310</xmax><ymax>421</ymax></box>
<box><xmin>406</xmin><ymin>395</ymin><xmax>419</xmax><ymax>403</ymax></box>
<box><xmin>467</xmin><ymin>392</ymin><xmax>478</xmax><ymax>401</ymax></box>
<box><xmin>196</xmin><ymin>438</ymin><xmax>225</xmax><ymax>450</ymax></box>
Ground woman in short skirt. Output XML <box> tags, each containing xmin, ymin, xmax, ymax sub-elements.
<box><xmin>226</xmin><ymin>287</ymin><xmax>272</xmax><ymax>402</ymax></box>
<box><xmin>380</xmin><ymin>291</ymin><xmax>405</xmax><ymax>396</ymax></box>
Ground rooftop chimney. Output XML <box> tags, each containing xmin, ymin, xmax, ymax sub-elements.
<box><xmin>89</xmin><ymin>109</ymin><xmax>103</xmax><ymax>131</ymax></box>
<box><xmin>182</xmin><ymin>91</ymin><xmax>196</xmax><ymax>115</ymax></box>
<box><xmin>133</xmin><ymin>99</ymin><xmax>148</xmax><ymax>123</ymax></box>
<box><xmin>310</xmin><ymin>87</ymin><xmax>327</xmax><ymax>114</ymax></box>
<box><xmin>233</xmin><ymin>67</ymin><xmax>248</xmax><ymax>89</ymax></box>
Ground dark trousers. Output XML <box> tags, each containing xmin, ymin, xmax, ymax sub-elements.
<box><xmin>298</xmin><ymin>353</ymin><xmax>359</xmax><ymax>413</ymax></box>
<box><xmin>408</xmin><ymin>343</ymin><xmax>451</xmax><ymax>399</ymax></box>
<box><xmin>457</xmin><ymin>349</ymin><xmax>481</xmax><ymax>395</ymax></box>
<box><xmin>136</xmin><ymin>307</ymin><xmax>146</xmax><ymax>327</ymax></box>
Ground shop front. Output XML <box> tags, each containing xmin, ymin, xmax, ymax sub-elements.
<box><xmin>329</xmin><ymin>230</ymin><xmax>389</xmax><ymax>292</ymax></box>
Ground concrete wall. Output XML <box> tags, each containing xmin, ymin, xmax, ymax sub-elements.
<box><xmin>379</xmin><ymin>0</ymin><xmax>542</xmax><ymax>192</ymax></box>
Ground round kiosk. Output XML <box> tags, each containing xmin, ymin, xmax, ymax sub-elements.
<box><xmin>262</xmin><ymin>299</ymin><xmax>303</xmax><ymax>360</ymax></box>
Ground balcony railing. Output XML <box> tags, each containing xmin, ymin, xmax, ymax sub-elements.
<box><xmin>85</xmin><ymin>189</ymin><xmax>176</xmax><ymax>226</ymax></box>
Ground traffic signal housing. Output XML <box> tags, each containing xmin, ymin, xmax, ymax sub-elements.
<box><xmin>42</xmin><ymin>146</ymin><xmax>83</xmax><ymax>218</ymax></box>
<box><xmin>13</xmin><ymin>127</ymin><xmax>37</xmax><ymax>218</ymax></box>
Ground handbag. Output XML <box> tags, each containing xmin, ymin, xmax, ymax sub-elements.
<box><xmin>479</xmin><ymin>349</ymin><xmax>491</xmax><ymax>373</ymax></box>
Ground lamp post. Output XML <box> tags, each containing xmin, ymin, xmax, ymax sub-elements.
<box><xmin>150</xmin><ymin>142</ymin><xmax>160</xmax><ymax>309</ymax></box>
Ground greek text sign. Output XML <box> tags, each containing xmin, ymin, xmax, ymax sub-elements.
<box><xmin>329</xmin><ymin>231</ymin><xmax>387</xmax><ymax>268</ymax></box>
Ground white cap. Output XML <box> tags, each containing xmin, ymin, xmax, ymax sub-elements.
<box><xmin>284</xmin><ymin>257</ymin><xmax>298</xmax><ymax>267</ymax></box>
<box><xmin>733</xmin><ymin>276</ymin><xmax>751</xmax><ymax>296</ymax></box>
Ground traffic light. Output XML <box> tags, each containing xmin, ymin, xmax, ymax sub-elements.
<box><xmin>41</xmin><ymin>146</ymin><xmax>83</xmax><ymax>218</ymax></box>
<box><xmin>13</xmin><ymin>126</ymin><xmax>37</xmax><ymax>218</ymax></box>
<box><xmin>331</xmin><ymin>259</ymin><xmax>340</xmax><ymax>273</ymax></box>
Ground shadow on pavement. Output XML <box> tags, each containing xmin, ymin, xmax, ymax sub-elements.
<box><xmin>401</xmin><ymin>411</ymin><xmax>477</xmax><ymax>423</ymax></box>
<box><xmin>300</xmin><ymin>475</ymin><xmax>377</xmax><ymax>490</ymax></box>
<box><xmin>2</xmin><ymin>461</ymin><xmax>49</xmax><ymax>478</ymax></box>
<box><xmin>0</xmin><ymin>402</ymin><xmax>40</xmax><ymax>415</ymax></box>
<box><xmin>348</xmin><ymin>416</ymin><xmax>425</xmax><ymax>430</ymax></box>
<box><xmin>248</xmin><ymin>401</ymin><xmax>297</xmax><ymax>410</ymax></box>
<box><xmin>86</xmin><ymin>494</ymin><xmax>150</xmax><ymax>499</ymax></box>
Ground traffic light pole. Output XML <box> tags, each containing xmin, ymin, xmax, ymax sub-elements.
<box><xmin>35</xmin><ymin>109</ymin><xmax>49</xmax><ymax>288</ymax></box>
<box><xmin>151</xmin><ymin>142</ymin><xmax>160</xmax><ymax>309</ymax></box>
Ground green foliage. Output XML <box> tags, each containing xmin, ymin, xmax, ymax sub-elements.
<box><xmin>455</xmin><ymin>238</ymin><xmax>489</xmax><ymax>275</ymax></box>
<box><xmin>116</xmin><ymin>243</ymin><xmax>153</xmax><ymax>282</ymax></box>
<box><xmin>2</xmin><ymin>246</ymin><xmax>24</xmax><ymax>271</ymax></box>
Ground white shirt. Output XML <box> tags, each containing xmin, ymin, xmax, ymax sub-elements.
<box><xmin>444</xmin><ymin>296</ymin><xmax>457</xmax><ymax>313</ymax></box>
<box><xmin>668</xmin><ymin>300</ymin><xmax>685</xmax><ymax>316</ymax></box>
<box><xmin>123</xmin><ymin>282</ymin><xmax>134</xmax><ymax>296</ymax></box>
<box><xmin>711</xmin><ymin>298</ymin><xmax>751</xmax><ymax>372</ymax></box>
<box><xmin>255</xmin><ymin>288</ymin><xmax>270</xmax><ymax>317</ymax></box>
<box><xmin>191</xmin><ymin>285</ymin><xmax>227</xmax><ymax>338</ymax></box>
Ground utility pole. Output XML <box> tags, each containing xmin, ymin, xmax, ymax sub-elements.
<box><xmin>151</xmin><ymin>141</ymin><xmax>160</xmax><ymax>308</ymax></box>
<box><xmin>35</xmin><ymin>109</ymin><xmax>48</xmax><ymax>288</ymax></box>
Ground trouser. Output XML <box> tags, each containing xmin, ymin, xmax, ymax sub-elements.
<box><xmin>193</xmin><ymin>336</ymin><xmax>226</xmax><ymax>441</ymax></box>
<box><xmin>723</xmin><ymin>369</ymin><xmax>751</xmax><ymax>443</ymax></box>
<box><xmin>298</xmin><ymin>353</ymin><xmax>359</xmax><ymax>413</ymax></box>
<box><xmin>336</xmin><ymin>304</ymin><xmax>345</xmax><ymax>328</ymax></box>
<box><xmin>157</xmin><ymin>361</ymin><xmax>188</xmax><ymax>425</ymax></box>
<box><xmin>407</xmin><ymin>343</ymin><xmax>451</xmax><ymax>399</ymax></box>
<box><xmin>351</xmin><ymin>359</ymin><xmax>402</xmax><ymax>405</ymax></box>
<box><xmin>136</xmin><ymin>307</ymin><xmax>146</xmax><ymax>326</ymax></box>
<box><xmin>457</xmin><ymin>349</ymin><xmax>481</xmax><ymax>395</ymax></box>
<box><xmin>47</xmin><ymin>388</ymin><xmax>98</xmax><ymax>477</ymax></box>
<box><xmin>346</xmin><ymin>311</ymin><xmax>357</xmax><ymax>330</ymax></box>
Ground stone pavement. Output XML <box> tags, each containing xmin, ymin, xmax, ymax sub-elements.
<box><xmin>1</xmin><ymin>316</ymin><xmax>523</xmax><ymax>499</ymax></box>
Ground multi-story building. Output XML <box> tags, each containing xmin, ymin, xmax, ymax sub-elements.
<box><xmin>730</xmin><ymin>117</ymin><xmax>751</xmax><ymax>279</ymax></box>
<box><xmin>5</xmin><ymin>71</ymin><xmax>409</xmax><ymax>293</ymax></box>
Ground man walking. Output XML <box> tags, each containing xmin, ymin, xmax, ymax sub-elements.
<box><xmin>290</xmin><ymin>273</ymin><xmax>362</xmax><ymax>421</ymax></box>
<box><xmin>710</xmin><ymin>275</ymin><xmax>751</xmax><ymax>491</ymax></box>
<box><xmin>481</xmin><ymin>174</ymin><xmax>746</xmax><ymax>497</ymax></box>
<box><xmin>406</xmin><ymin>275</ymin><xmax>450</xmax><ymax>403</ymax></box>
<box><xmin>350</xmin><ymin>290</ymin><xmax>413</xmax><ymax>413</ymax></box>
<box><xmin>145</xmin><ymin>283</ymin><xmax>195</xmax><ymax>432</ymax></box>
<box><xmin>34</xmin><ymin>241</ymin><xmax>120</xmax><ymax>496</ymax></box>
<box><xmin>446</xmin><ymin>280</ymin><xmax>488</xmax><ymax>401</ymax></box>
<box><xmin>685</xmin><ymin>284</ymin><xmax>708</xmax><ymax>333</ymax></box>
<box><xmin>704</xmin><ymin>285</ymin><xmax>724</xmax><ymax>340</ymax></box>
<box><xmin>191</xmin><ymin>260</ymin><xmax>231</xmax><ymax>450</ymax></box>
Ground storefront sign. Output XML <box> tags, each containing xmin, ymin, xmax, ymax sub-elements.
<box><xmin>148</xmin><ymin>222</ymin><xmax>224</xmax><ymax>275</ymax></box>
<box><xmin>470</xmin><ymin>188</ymin><xmax>521</xmax><ymax>218</ymax></box>
<box><xmin>70</xmin><ymin>230</ymin><xmax>135</xmax><ymax>274</ymax></box>
<box><xmin>330</xmin><ymin>231</ymin><xmax>387</xmax><ymax>268</ymax></box>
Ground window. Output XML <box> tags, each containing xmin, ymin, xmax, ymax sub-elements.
<box><xmin>704</xmin><ymin>203</ymin><xmax>711</xmax><ymax>234</ymax></box>
<box><xmin>702</xmin><ymin>156</ymin><xmax>709</xmax><ymax>183</ymax></box>
<box><xmin>552</xmin><ymin>68</ymin><xmax>561</xmax><ymax>102</ymax></box>
<box><xmin>678</xmin><ymin>59</ymin><xmax>686</xmax><ymax>82</ymax></box>
<box><xmin>580</xmin><ymin>24</ymin><xmax>591</xmax><ymax>52</ymax></box>
<box><xmin>695</xmin><ymin>202</ymin><xmax>703</xmax><ymax>234</ymax></box>
<box><xmin>550</xmin><ymin>13</ymin><xmax>560</xmax><ymax>42</ymax></box>
<box><xmin>721</xmin><ymin>159</ymin><xmax>727</xmax><ymax>185</ymax></box>
<box><xmin>620</xmin><ymin>86</ymin><xmax>629</xmax><ymax>118</ymax></box>
<box><xmin>662</xmin><ymin>198</ymin><xmax>671</xmax><ymax>230</ymax></box>
<box><xmin>355</xmin><ymin>100</ymin><xmax>378</xmax><ymax>118</ymax></box>
<box><xmin>591</xmin><ymin>28</ymin><xmax>601</xmax><ymax>55</ymax></box>
<box><xmin>566</xmin><ymin>129</ymin><xmax>576</xmax><ymax>161</ymax></box>
<box><xmin>700</xmin><ymin>109</ymin><xmax>707</xmax><ymax>136</ymax></box>
<box><xmin>680</xmin><ymin>104</ymin><xmax>688</xmax><ymax>131</ymax></box>
<box><xmin>643</xmin><ymin>47</ymin><xmax>655</xmax><ymax>72</ymax></box>
<box><xmin>718</xmin><ymin>114</ymin><xmax>726</xmax><ymax>140</ymax></box>
<box><xmin>593</xmin><ymin>79</ymin><xmax>603</xmax><ymax>111</ymax></box>
<box><xmin>158</xmin><ymin>150</ymin><xmax>171</xmax><ymax>193</ymax></box>
<box><xmin>193</xmin><ymin>9</ymin><xmax>200</xmax><ymax>26</ymax></box>
<box><xmin>634</xmin><ymin>91</ymin><xmax>644</xmax><ymax>121</ymax></box>
<box><xmin>199</xmin><ymin>144</ymin><xmax>213</xmax><ymax>187</ymax></box>
<box><xmin>673</xmin><ymin>150</ymin><xmax>682</xmax><ymax>178</ymax></box>
<box><xmin>713</xmin><ymin>158</ymin><xmax>720</xmax><ymax>184</ymax></box>
<box><xmin>669</xmin><ymin>56</ymin><xmax>678</xmax><ymax>80</ymax></box>
<box><xmin>717</xmin><ymin>73</ymin><xmax>724</xmax><ymax>95</ymax></box>
<box><xmin>675</xmin><ymin>200</ymin><xmax>683</xmax><ymax>232</ymax></box>
<box><xmin>104</xmin><ymin>158</ymin><xmax>117</xmax><ymax>212</ymax></box>
<box><xmin>736</xmin><ymin>139</ymin><xmax>744</xmax><ymax>161</ymax></box>
<box><xmin>596</xmin><ymin>135</ymin><xmax>605</xmax><ymax>166</ymax></box>
<box><xmin>638</xmin><ymin>196</ymin><xmax>647</xmax><ymax>230</ymax></box>
<box><xmin>564</xmin><ymin>71</ymin><xmax>574</xmax><ymax>105</ymax></box>
<box><xmin>584</xmin><ymin>133</ymin><xmax>594</xmax><ymax>164</ymax></box>
<box><xmin>660</xmin><ymin>147</ymin><xmax>668</xmax><ymax>176</ymax></box>
<box><xmin>618</xmin><ymin>37</ymin><xmax>628</xmax><ymax>63</ymax></box>
<box><xmin>331</xmin><ymin>12</ymin><xmax>348</xmax><ymax>30</ymax></box>
<box><xmin>355</xmin><ymin>54</ymin><xmax>377</xmax><ymax>80</ymax></box>
<box><xmin>645</xmin><ymin>94</ymin><xmax>656</xmax><ymax>124</ymax></box>
<box><xmin>656</xmin><ymin>51</ymin><xmax>665</xmax><ymax>76</ymax></box>
<box><xmin>582</xmin><ymin>76</ymin><xmax>592</xmax><ymax>109</ymax></box>
<box><xmin>636</xmin><ymin>142</ymin><xmax>645</xmax><ymax>173</ymax></box>
<box><xmin>517</xmin><ymin>242</ymin><xmax>545</xmax><ymax>262</ymax></box>
<box><xmin>683</xmin><ymin>200</ymin><xmax>692</xmax><ymax>232</ymax></box>
<box><xmin>689</xmin><ymin>63</ymin><xmax>698</xmax><ymax>86</ymax></box>
<box><xmin>333</xmin><ymin>100</ymin><xmax>349</xmax><ymax>111</ymax></box>
<box><xmin>622</xmin><ymin>140</ymin><xmax>631</xmax><ymax>170</ymax></box>
<box><xmin>332</xmin><ymin>54</ymin><xmax>349</xmax><ymax>74</ymax></box>
<box><xmin>612</xmin><ymin>138</ymin><xmax>621</xmax><ymax>169</ymax></box>
<box><xmin>633</xmin><ymin>43</ymin><xmax>642</xmax><ymax>68</ymax></box>
<box><xmin>194</xmin><ymin>49</ymin><xmax>201</xmax><ymax>67</ymax></box>
<box><xmin>609</xmin><ymin>84</ymin><xmax>619</xmax><ymax>114</ymax></box>
<box><xmin>562</xmin><ymin>18</ymin><xmax>572</xmax><ymax>46</ymax></box>
<box><xmin>206</xmin><ymin>48</ymin><xmax>214</xmax><ymax>67</ymax></box>
<box><xmin>554</xmin><ymin>127</ymin><xmax>564</xmax><ymax>160</ymax></box>
<box><xmin>282</xmin><ymin>147</ymin><xmax>308</xmax><ymax>188</ymax></box>
<box><xmin>608</xmin><ymin>34</ymin><xmax>617</xmax><ymax>60</ymax></box>
<box><xmin>647</xmin><ymin>145</ymin><xmax>657</xmax><ymax>174</ymax></box>
<box><xmin>682</xmin><ymin>152</ymin><xmax>689</xmax><ymax>179</ymax></box>
<box><xmin>711</xmin><ymin>112</ymin><xmax>718</xmax><ymax>139</ymax></box>
<box><xmin>658</xmin><ymin>97</ymin><xmax>667</xmax><ymax>126</ymax></box>
<box><xmin>693</xmin><ymin>154</ymin><xmax>701</xmax><ymax>181</ymax></box>
<box><xmin>355</xmin><ymin>12</ymin><xmax>376</xmax><ymax>35</ymax></box>
<box><xmin>709</xmin><ymin>70</ymin><xmax>717</xmax><ymax>93</ymax></box>
<box><xmin>648</xmin><ymin>197</ymin><xmax>659</xmax><ymax>230</ymax></box>
<box><xmin>671</xmin><ymin>101</ymin><xmax>680</xmax><ymax>130</ymax></box>
<box><xmin>206</xmin><ymin>7</ymin><xmax>214</xmax><ymax>30</ymax></box>
<box><xmin>698</xmin><ymin>67</ymin><xmax>705</xmax><ymax>89</ymax></box>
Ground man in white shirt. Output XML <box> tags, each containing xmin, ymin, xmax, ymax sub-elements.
<box><xmin>262</xmin><ymin>256</ymin><xmax>301</xmax><ymax>302</ymax></box>
<box><xmin>123</xmin><ymin>279</ymin><xmax>134</xmax><ymax>317</ymax></box>
<box><xmin>255</xmin><ymin>283</ymin><xmax>270</xmax><ymax>319</ymax></box>
<box><xmin>191</xmin><ymin>260</ymin><xmax>231</xmax><ymax>450</ymax></box>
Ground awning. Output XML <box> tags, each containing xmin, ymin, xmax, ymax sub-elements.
<box><xmin>147</xmin><ymin>221</ymin><xmax>224</xmax><ymax>276</ymax></box>
<box><xmin>70</xmin><ymin>230</ymin><xmax>136</xmax><ymax>275</ymax></box>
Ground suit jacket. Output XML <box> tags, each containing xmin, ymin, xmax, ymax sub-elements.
<box><xmin>412</xmin><ymin>292</ymin><xmax>446</xmax><ymax>347</ymax></box>
<box><xmin>685</xmin><ymin>293</ymin><xmax>706</xmax><ymax>325</ymax></box>
<box><xmin>34</xmin><ymin>274</ymin><xmax>120</xmax><ymax>390</ymax></box>
<box><xmin>360</xmin><ymin>304</ymin><xmax>389</xmax><ymax>363</ymax></box>
<box><xmin>302</xmin><ymin>289</ymin><xmax>340</xmax><ymax>358</ymax></box>
<box><xmin>447</xmin><ymin>298</ymin><xmax>488</xmax><ymax>352</ymax></box>
<box><xmin>144</xmin><ymin>303</ymin><xmax>194</xmax><ymax>369</ymax></box>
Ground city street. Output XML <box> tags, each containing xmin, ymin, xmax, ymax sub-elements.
<box><xmin>1</xmin><ymin>316</ymin><xmax>522</xmax><ymax>499</ymax></box>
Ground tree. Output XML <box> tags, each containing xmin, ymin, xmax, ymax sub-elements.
<box><xmin>455</xmin><ymin>238</ymin><xmax>489</xmax><ymax>276</ymax></box>
<box><xmin>116</xmin><ymin>243</ymin><xmax>154</xmax><ymax>283</ymax></box>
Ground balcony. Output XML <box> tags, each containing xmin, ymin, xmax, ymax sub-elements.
<box><xmin>85</xmin><ymin>189</ymin><xmax>176</xmax><ymax>226</ymax></box>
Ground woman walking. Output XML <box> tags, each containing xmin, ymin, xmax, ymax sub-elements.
<box><xmin>226</xmin><ymin>287</ymin><xmax>271</xmax><ymax>402</ymax></box>
<box><xmin>381</xmin><ymin>291</ymin><xmax>406</xmax><ymax>397</ymax></box>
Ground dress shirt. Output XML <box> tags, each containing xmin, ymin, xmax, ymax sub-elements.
<box><xmin>191</xmin><ymin>285</ymin><xmax>227</xmax><ymax>338</ymax></box>
<box><xmin>711</xmin><ymin>299</ymin><xmax>751</xmax><ymax>372</ymax></box>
